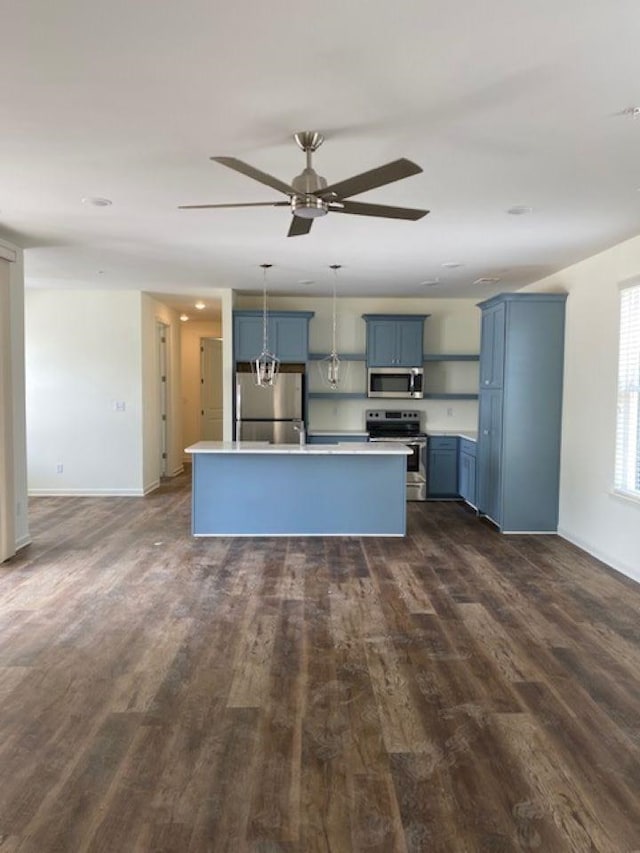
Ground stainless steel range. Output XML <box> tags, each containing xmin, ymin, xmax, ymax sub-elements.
<box><xmin>366</xmin><ymin>409</ymin><xmax>427</xmax><ymax>501</ymax></box>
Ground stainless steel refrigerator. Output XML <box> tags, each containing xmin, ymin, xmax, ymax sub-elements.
<box><xmin>235</xmin><ymin>364</ymin><xmax>305</xmax><ymax>444</ymax></box>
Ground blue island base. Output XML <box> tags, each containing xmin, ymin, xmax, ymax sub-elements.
<box><xmin>191</xmin><ymin>451</ymin><xmax>407</xmax><ymax>536</ymax></box>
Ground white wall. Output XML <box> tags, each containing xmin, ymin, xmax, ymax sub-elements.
<box><xmin>522</xmin><ymin>235</ymin><xmax>640</xmax><ymax>582</ymax></box>
<box><xmin>234</xmin><ymin>294</ymin><xmax>481</xmax><ymax>431</ymax></box>
<box><xmin>26</xmin><ymin>290</ymin><xmax>146</xmax><ymax>495</ymax></box>
<box><xmin>141</xmin><ymin>295</ymin><xmax>183</xmax><ymax>490</ymax></box>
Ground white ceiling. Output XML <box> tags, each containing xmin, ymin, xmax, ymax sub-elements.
<box><xmin>2</xmin><ymin>0</ymin><xmax>640</xmax><ymax>302</ymax></box>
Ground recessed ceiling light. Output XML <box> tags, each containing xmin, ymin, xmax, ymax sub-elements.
<box><xmin>194</xmin><ymin>301</ymin><xmax>205</xmax><ymax>310</ymax></box>
<box><xmin>82</xmin><ymin>196</ymin><xmax>112</xmax><ymax>207</ymax></box>
<box><xmin>441</xmin><ymin>262</ymin><xmax>464</xmax><ymax>269</ymax></box>
<box><xmin>507</xmin><ymin>205</ymin><xmax>533</xmax><ymax>215</ymax></box>
<box><xmin>298</xmin><ymin>279</ymin><xmax>315</xmax><ymax>286</ymax></box>
<box><xmin>180</xmin><ymin>314</ymin><xmax>189</xmax><ymax>322</ymax></box>
<box><xmin>420</xmin><ymin>278</ymin><xmax>440</xmax><ymax>287</ymax></box>
<box><xmin>473</xmin><ymin>277</ymin><xmax>501</xmax><ymax>285</ymax></box>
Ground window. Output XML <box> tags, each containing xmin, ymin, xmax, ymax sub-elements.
<box><xmin>615</xmin><ymin>282</ymin><xmax>640</xmax><ymax>498</ymax></box>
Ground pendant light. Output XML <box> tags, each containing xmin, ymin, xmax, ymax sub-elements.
<box><xmin>252</xmin><ymin>263</ymin><xmax>280</xmax><ymax>387</ymax></box>
<box><xmin>320</xmin><ymin>264</ymin><xmax>343</xmax><ymax>390</ymax></box>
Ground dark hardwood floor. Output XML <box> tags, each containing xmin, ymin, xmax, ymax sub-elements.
<box><xmin>1</xmin><ymin>469</ymin><xmax>639</xmax><ymax>852</ymax></box>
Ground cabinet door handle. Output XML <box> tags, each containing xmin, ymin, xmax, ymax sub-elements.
<box><xmin>482</xmin><ymin>429</ymin><xmax>489</xmax><ymax>435</ymax></box>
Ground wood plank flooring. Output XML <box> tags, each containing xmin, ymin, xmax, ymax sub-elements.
<box><xmin>1</xmin><ymin>469</ymin><xmax>639</xmax><ymax>852</ymax></box>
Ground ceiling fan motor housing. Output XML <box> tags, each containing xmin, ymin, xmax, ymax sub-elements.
<box><xmin>291</xmin><ymin>167</ymin><xmax>329</xmax><ymax>218</ymax></box>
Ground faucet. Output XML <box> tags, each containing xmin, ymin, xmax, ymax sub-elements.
<box><xmin>293</xmin><ymin>420</ymin><xmax>306</xmax><ymax>446</ymax></box>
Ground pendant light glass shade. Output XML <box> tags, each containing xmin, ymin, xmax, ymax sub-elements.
<box><xmin>319</xmin><ymin>264</ymin><xmax>344</xmax><ymax>390</ymax></box>
<box><xmin>252</xmin><ymin>264</ymin><xmax>280</xmax><ymax>387</ymax></box>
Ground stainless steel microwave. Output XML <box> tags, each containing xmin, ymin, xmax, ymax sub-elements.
<box><xmin>367</xmin><ymin>367</ymin><xmax>424</xmax><ymax>399</ymax></box>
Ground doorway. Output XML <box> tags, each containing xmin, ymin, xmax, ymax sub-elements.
<box><xmin>200</xmin><ymin>337</ymin><xmax>223</xmax><ymax>440</ymax></box>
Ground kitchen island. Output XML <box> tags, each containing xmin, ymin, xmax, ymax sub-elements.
<box><xmin>185</xmin><ymin>441</ymin><xmax>411</xmax><ymax>536</ymax></box>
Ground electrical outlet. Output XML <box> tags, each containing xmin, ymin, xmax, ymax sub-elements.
<box><xmin>446</xmin><ymin>407</ymin><xmax>454</xmax><ymax>417</ymax></box>
<box><xmin>56</xmin><ymin>463</ymin><xmax>63</xmax><ymax>474</ymax></box>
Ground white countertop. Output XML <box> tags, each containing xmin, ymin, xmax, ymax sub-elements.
<box><xmin>427</xmin><ymin>430</ymin><xmax>478</xmax><ymax>442</ymax></box>
<box><xmin>307</xmin><ymin>430</ymin><xmax>369</xmax><ymax>436</ymax></box>
<box><xmin>186</xmin><ymin>441</ymin><xmax>411</xmax><ymax>456</ymax></box>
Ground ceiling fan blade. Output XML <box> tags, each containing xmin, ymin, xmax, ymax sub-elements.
<box><xmin>320</xmin><ymin>158</ymin><xmax>422</xmax><ymax>200</ymax></box>
<box><xmin>332</xmin><ymin>200</ymin><xmax>429</xmax><ymax>220</ymax></box>
<box><xmin>211</xmin><ymin>156</ymin><xmax>298</xmax><ymax>196</ymax></box>
<box><xmin>287</xmin><ymin>216</ymin><xmax>313</xmax><ymax>237</ymax></box>
<box><xmin>178</xmin><ymin>201</ymin><xmax>289</xmax><ymax>209</ymax></box>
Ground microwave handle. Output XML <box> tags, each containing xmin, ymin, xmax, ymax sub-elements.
<box><xmin>409</xmin><ymin>369</ymin><xmax>416</xmax><ymax>396</ymax></box>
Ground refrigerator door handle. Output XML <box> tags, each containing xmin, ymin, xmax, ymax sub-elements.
<box><xmin>235</xmin><ymin>382</ymin><xmax>241</xmax><ymax>439</ymax></box>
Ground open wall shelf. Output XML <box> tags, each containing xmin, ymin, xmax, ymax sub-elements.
<box><xmin>423</xmin><ymin>393</ymin><xmax>479</xmax><ymax>400</ymax></box>
<box><xmin>307</xmin><ymin>352</ymin><xmax>481</xmax><ymax>402</ymax></box>
<box><xmin>308</xmin><ymin>353</ymin><xmax>365</xmax><ymax>361</ymax></box>
<box><xmin>422</xmin><ymin>353</ymin><xmax>480</xmax><ymax>362</ymax></box>
<box><xmin>308</xmin><ymin>392</ymin><xmax>368</xmax><ymax>400</ymax></box>
<box><xmin>309</xmin><ymin>353</ymin><xmax>480</xmax><ymax>363</ymax></box>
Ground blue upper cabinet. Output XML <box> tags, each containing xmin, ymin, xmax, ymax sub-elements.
<box><xmin>476</xmin><ymin>293</ymin><xmax>567</xmax><ymax>533</ymax></box>
<box><xmin>479</xmin><ymin>301</ymin><xmax>505</xmax><ymax>389</ymax></box>
<box><xmin>234</xmin><ymin>311</ymin><xmax>314</xmax><ymax>362</ymax></box>
<box><xmin>270</xmin><ymin>315</ymin><xmax>311</xmax><ymax>362</ymax></box>
<box><xmin>234</xmin><ymin>314</ymin><xmax>264</xmax><ymax>362</ymax></box>
<box><xmin>363</xmin><ymin>315</ymin><xmax>428</xmax><ymax>367</ymax></box>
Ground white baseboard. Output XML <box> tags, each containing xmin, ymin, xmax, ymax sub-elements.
<box><xmin>28</xmin><ymin>488</ymin><xmax>147</xmax><ymax>497</ymax></box>
<box><xmin>168</xmin><ymin>465</ymin><xmax>184</xmax><ymax>477</ymax></box>
<box><xmin>143</xmin><ymin>480</ymin><xmax>160</xmax><ymax>495</ymax></box>
<box><xmin>558</xmin><ymin>527</ymin><xmax>640</xmax><ymax>585</ymax></box>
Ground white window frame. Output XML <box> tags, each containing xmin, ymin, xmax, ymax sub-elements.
<box><xmin>614</xmin><ymin>281</ymin><xmax>640</xmax><ymax>501</ymax></box>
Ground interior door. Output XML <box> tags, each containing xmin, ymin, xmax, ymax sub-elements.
<box><xmin>201</xmin><ymin>337</ymin><xmax>223</xmax><ymax>440</ymax></box>
<box><xmin>157</xmin><ymin>322</ymin><xmax>169</xmax><ymax>477</ymax></box>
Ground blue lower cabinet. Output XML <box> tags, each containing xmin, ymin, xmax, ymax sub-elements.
<box><xmin>458</xmin><ymin>439</ymin><xmax>477</xmax><ymax>507</ymax></box>
<box><xmin>427</xmin><ymin>437</ymin><xmax>459</xmax><ymax>498</ymax></box>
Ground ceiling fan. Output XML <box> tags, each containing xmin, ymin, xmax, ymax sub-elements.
<box><xmin>179</xmin><ymin>131</ymin><xmax>429</xmax><ymax>237</ymax></box>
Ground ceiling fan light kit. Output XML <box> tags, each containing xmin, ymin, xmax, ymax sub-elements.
<box><xmin>291</xmin><ymin>196</ymin><xmax>328</xmax><ymax>219</ymax></box>
<box><xmin>179</xmin><ymin>131</ymin><xmax>429</xmax><ymax>237</ymax></box>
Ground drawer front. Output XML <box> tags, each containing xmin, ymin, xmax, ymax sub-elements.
<box><xmin>459</xmin><ymin>438</ymin><xmax>477</xmax><ymax>456</ymax></box>
<box><xmin>429</xmin><ymin>436</ymin><xmax>458</xmax><ymax>450</ymax></box>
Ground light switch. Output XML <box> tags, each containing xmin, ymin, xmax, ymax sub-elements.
<box><xmin>114</xmin><ymin>401</ymin><xmax>126</xmax><ymax>412</ymax></box>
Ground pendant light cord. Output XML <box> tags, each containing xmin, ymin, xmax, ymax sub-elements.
<box><xmin>260</xmin><ymin>263</ymin><xmax>272</xmax><ymax>352</ymax></box>
<box><xmin>330</xmin><ymin>264</ymin><xmax>341</xmax><ymax>357</ymax></box>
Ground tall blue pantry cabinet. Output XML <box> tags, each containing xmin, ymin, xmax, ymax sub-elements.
<box><xmin>476</xmin><ymin>293</ymin><xmax>567</xmax><ymax>533</ymax></box>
